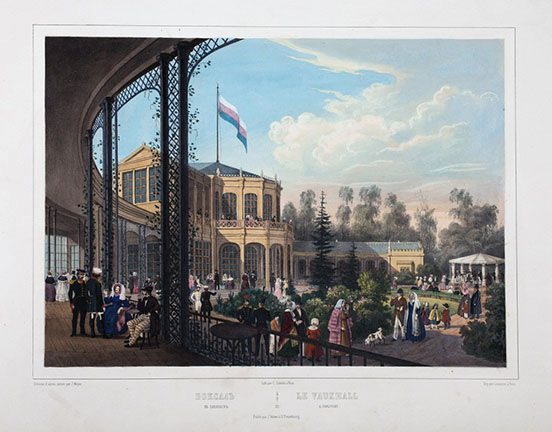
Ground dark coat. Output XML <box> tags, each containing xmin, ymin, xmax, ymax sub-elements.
<box><xmin>470</xmin><ymin>290</ymin><xmax>482</xmax><ymax>315</ymax></box>
<box><xmin>390</xmin><ymin>296</ymin><xmax>407</xmax><ymax>325</ymax></box>
<box><xmin>293</xmin><ymin>307</ymin><xmax>309</xmax><ymax>337</ymax></box>
<box><xmin>86</xmin><ymin>278</ymin><xmax>104</xmax><ymax>312</ymax></box>
<box><xmin>237</xmin><ymin>304</ymin><xmax>254</xmax><ymax>325</ymax></box>
<box><xmin>144</xmin><ymin>295</ymin><xmax>161</xmax><ymax>336</ymax></box>
<box><xmin>69</xmin><ymin>279</ymin><xmax>86</xmax><ymax>305</ymax></box>
<box><xmin>253</xmin><ymin>306</ymin><xmax>271</xmax><ymax>329</ymax></box>
<box><xmin>200</xmin><ymin>291</ymin><xmax>215</xmax><ymax>312</ymax></box>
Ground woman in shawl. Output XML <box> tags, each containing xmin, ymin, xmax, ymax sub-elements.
<box><xmin>45</xmin><ymin>271</ymin><xmax>56</xmax><ymax>302</ymax></box>
<box><xmin>277</xmin><ymin>301</ymin><xmax>299</xmax><ymax>359</ymax></box>
<box><xmin>56</xmin><ymin>270</ymin><xmax>69</xmax><ymax>302</ymax></box>
<box><xmin>305</xmin><ymin>318</ymin><xmax>324</xmax><ymax>361</ymax></box>
<box><xmin>104</xmin><ymin>283</ymin><xmax>131</xmax><ymax>336</ymax></box>
<box><xmin>404</xmin><ymin>291</ymin><xmax>426</xmax><ymax>342</ymax></box>
<box><xmin>328</xmin><ymin>299</ymin><xmax>353</xmax><ymax>355</ymax></box>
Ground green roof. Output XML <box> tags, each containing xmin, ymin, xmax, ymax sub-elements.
<box><xmin>293</xmin><ymin>240</ymin><xmax>422</xmax><ymax>255</ymax></box>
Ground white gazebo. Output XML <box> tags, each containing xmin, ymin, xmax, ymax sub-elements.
<box><xmin>449</xmin><ymin>253</ymin><xmax>505</xmax><ymax>284</ymax></box>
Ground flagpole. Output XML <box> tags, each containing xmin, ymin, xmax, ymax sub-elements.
<box><xmin>216</xmin><ymin>83</ymin><xmax>220</xmax><ymax>163</ymax></box>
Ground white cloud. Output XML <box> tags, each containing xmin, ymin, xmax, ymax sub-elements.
<box><xmin>431</xmin><ymin>163</ymin><xmax>488</xmax><ymax>173</ymax></box>
<box><xmin>269</xmin><ymin>82</ymin><xmax>503</xmax><ymax>186</ymax></box>
<box><xmin>273</xmin><ymin>39</ymin><xmax>401</xmax><ymax>77</ymax></box>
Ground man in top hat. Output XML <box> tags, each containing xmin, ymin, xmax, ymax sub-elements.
<box><xmin>390</xmin><ymin>288</ymin><xmax>407</xmax><ymax>341</ymax></box>
<box><xmin>68</xmin><ymin>269</ymin><xmax>87</xmax><ymax>336</ymax></box>
<box><xmin>86</xmin><ymin>267</ymin><xmax>105</xmax><ymax>338</ymax></box>
<box><xmin>200</xmin><ymin>285</ymin><xmax>217</xmax><ymax>320</ymax></box>
<box><xmin>293</xmin><ymin>297</ymin><xmax>309</xmax><ymax>338</ymax></box>
<box><xmin>125</xmin><ymin>285</ymin><xmax>160</xmax><ymax>347</ymax></box>
<box><xmin>253</xmin><ymin>296</ymin><xmax>271</xmax><ymax>358</ymax></box>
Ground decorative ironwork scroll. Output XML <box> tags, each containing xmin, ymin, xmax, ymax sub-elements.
<box><xmin>101</xmin><ymin>97</ymin><xmax>114</xmax><ymax>288</ymax></box>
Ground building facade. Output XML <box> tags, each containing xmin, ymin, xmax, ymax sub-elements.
<box><xmin>117</xmin><ymin>143</ymin><xmax>294</xmax><ymax>283</ymax></box>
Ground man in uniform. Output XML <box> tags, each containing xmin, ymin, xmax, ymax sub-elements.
<box><xmin>390</xmin><ymin>288</ymin><xmax>407</xmax><ymax>341</ymax></box>
<box><xmin>86</xmin><ymin>267</ymin><xmax>105</xmax><ymax>338</ymax></box>
<box><xmin>68</xmin><ymin>269</ymin><xmax>87</xmax><ymax>336</ymax></box>
<box><xmin>253</xmin><ymin>296</ymin><xmax>271</xmax><ymax>358</ymax></box>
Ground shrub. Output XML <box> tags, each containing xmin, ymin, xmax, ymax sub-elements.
<box><xmin>395</xmin><ymin>270</ymin><xmax>415</xmax><ymax>285</ymax></box>
<box><xmin>214</xmin><ymin>288</ymin><xmax>286</xmax><ymax>321</ymax></box>
<box><xmin>460</xmin><ymin>283</ymin><xmax>506</xmax><ymax>363</ymax></box>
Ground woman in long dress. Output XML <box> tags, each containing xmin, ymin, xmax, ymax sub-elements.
<box><xmin>457</xmin><ymin>286</ymin><xmax>470</xmax><ymax>319</ymax></box>
<box><xmin>45</xmin><ymin>271</ymin><xmax>56</xmax><ymax>302</ymax></box>
<box><xmin>274</xmin><ymin>277</ymin><xmax>282</xmax><ymax>299</ymax></box>
<box><xmin>404</xmin><ymin>291</ymin><xmax>426</xmax><ymax>342</ymax></box>
<box><xmin>190</xmin><ymin>286</ymin><xmax>202</xmax><ymax>313</ymax></box>
<box><xmin>328</xmin><ymin>299</ymin><xmax>353</xmax><ymax>355</ymax></box>
<box><xmin>104</xmin><ymin>283</ymin><xmax>131</xmax><ymax>336</ymax></box>
<box><xmin>277</xmin><ymin>302</ymin><xmax>299</xmax><ymax>359</ymax></box>
<box><xmin>55</xmin><ymin>270</ymin><xmax>69</xmax><ymax>302</ymax></box>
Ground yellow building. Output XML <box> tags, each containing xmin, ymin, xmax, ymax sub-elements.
<box><xmin>117</xmin><ymin>143</ymin><xmax>294</xmax><ymax>283</ymax></box>
<box><xmin>293</xmin><ymin>240</ymin><xmax>424</xmax><ymax>280</ymax></box>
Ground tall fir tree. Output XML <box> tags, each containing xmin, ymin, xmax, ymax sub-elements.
<box><xmin>341</xmin><ymin>241</ymin><xmax>360</xmax><ymax>290</ymax></box>
<box><xmin>310</xmin><ymin>191</ymin><xmax>334</xmax><ymax>295</ymax></box>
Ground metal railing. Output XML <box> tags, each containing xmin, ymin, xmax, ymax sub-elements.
<box><xmin>216</xmin><ymin>219</ymin><xmax>293</xmax><ymax>232</ymax></box>
<box><xmin>187</xmin><ymin>311</ymin><xmax>425</xmax><ymax>367</ymax></box>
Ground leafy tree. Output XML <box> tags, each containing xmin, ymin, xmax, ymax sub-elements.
<box><xmin>352</xmin><ymin>185</ymin><xmax>382</xmax><ymax>241</ymax></box>
<box><xmin>340</xmin><ymin>241</ymin><xmax>360</xmax><ymax>290</ymax></box>
<box><xmin>381</xmin><ymin>193</ymin><xmax>417</xmax><ymax>241</ymax></box>
<box><xmin>438</xmin><ymin>188</ymin><xmax>504</xmax><ymax>273</ymax></box>
<box><xmin>282</xmin><ymin>202</ymin><xmax>297</xmax><ymax>223</ymax></box>
<box><xmin>336</xmin><ymin>186</ymin><xmax>354</xmax><ymax>240</ymax></box>
<box><xmin>415</xmin><ymin>199</ymin><xmax>438</xmax><ymax>262</ymax></box>
<box><xmin>295</xmin><ymin>189</ymin><xmax>317</xmax><ymax>240</ymax></box>
<box><xmin>460</xmin><ymin>283</ymin><xmax>506</xmax><ymax>363</ymax></box>
<box><xmin>354</xmin><ymin>272</ymin><xmax>392</xmax><ymax>337</ymax></box>
<box><xmin>310</xmin><ymin>191</ymin><xmax>334</xmax><ymax>295</ymax></box>
<box><xmin>339</xmin><ymin>186</ymin><xmax>354</xmax><ymax>206</ymax></box>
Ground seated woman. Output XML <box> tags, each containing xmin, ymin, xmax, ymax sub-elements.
<box><xmin>104</xmin><ymin>283</ymin><xmax>131</xmax><ymax>337</ymax></box>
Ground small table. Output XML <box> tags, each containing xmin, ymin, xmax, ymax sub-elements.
<box><xmin>210</xmin><ymin>323</ymin><xmax>259</xmax><ymax>365</ymax></box>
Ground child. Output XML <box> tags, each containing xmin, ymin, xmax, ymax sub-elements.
<box><xmin>442</xmin><ymin>303</ymin><xmax>451</xmax><ymax>329</ymax></box>
<box><xmin>429</xmin><ymin>303</ymin><xmax>441</xmax><ymax>329</ymax></box>
<box><xmin>305</xmin><ymin>318</ymin><xmax>324</xmax><ymax>361</ymax></box>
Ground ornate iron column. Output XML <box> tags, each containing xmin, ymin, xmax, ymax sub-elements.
<box><xmin>120</xmin><ymin>219</ymin><xmax>127</xmax><ymax>284</ymax></box>
<box><xmin>158</xmin><ymin>52</ymin><xmax>172</xmax><ymax>341</ymax></box>
<box><xmin>85</xmin><ymin>129</ymin><xmax>95</xmax><ymax>272</ymax></box>
<box><xmin>177</xmin><ymin>41</ymin><xmax>193</xmax><ymax>348</ymax></box>
<box><xmin>47</xmin><ymin>205</ymin><xmax>51</xmax><ymax>272</ymax></box>
<box><xmin>101</xmin><ymin>97</ymin><xmax>114</xmax><ymax>287</ymax></box>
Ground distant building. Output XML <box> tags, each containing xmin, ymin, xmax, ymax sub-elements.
<box><xmin>293</xmin><ymin>240</ymin><xmax>424</xmax><ymax>281</ymax></box>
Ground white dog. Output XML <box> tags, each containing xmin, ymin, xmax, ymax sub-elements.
<box><xmin>364</xmin><ymin>328</ymin><xmax>385</xmax><ymax>347</ymax></box>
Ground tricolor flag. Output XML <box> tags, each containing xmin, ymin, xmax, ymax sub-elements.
<box><xmin>218</xmin><ymin>95</ymin><xmax>247</xmax><ymax>152</ymax></box>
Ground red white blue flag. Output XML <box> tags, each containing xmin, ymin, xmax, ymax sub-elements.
<box><xmin>218</xmin><ymin>95</ymin><xmax>247</xmax><ymax>152</ymax></box>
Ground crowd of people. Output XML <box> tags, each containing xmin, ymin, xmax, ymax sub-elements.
<box><xmin>45</xmin><ymin>267</ymin><xmax>161</xmax><ymax>348</ymax></box>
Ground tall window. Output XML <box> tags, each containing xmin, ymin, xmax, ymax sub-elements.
<box><xmin>204</xmin><ymin>186</ymin><xmax>210</xmax><ymax>218</ymax></box>
<box><xmin>146</xmin><ymin>241</ymin><xmax>160</xmax><ymax>278</ymax></box>
<box><xmin>127</xmin><ymin>244</ymin><xmax>138</xmax><ymax>276</ymax></box>
<box><xmin>276</xmin><ymin>197</ymin><xmax>281</xmax><ymax>222</ymax></box>
<box><xmin>263</xmin><ymin>194</ymin><xmax>272</xmax><ymax>221</ymax></box>
<box><xmin>122</xmin><ymin>172</ymin><xmax>133</xmax><ymax>203</ymax></box>
<box><xmin>366</xmin><ymin>260</ymin><xmax>375</xmax><ymax>271</ymax></box>
<box><xmin>245</xmin><ymin>245</ymin><xmax>258</xmax><ymax>274</ymax></box>
<box><xmin>221</xmin><ymin>244</ymin><xmax>239</xmax><ymax>279</ymax></box>
<box><xmin>134</xmin><ymin>169</ymin><xmax>146</xmax><ymax>203</ymax></box>
<box><xmin>148</xmin><ymin>166</ymin><xmax>160</xmax><ymax>201</ymax></box>
<box><xmin>299</xmin><ymin>259</ymin><xmax>306</xmax><ymax>276</ymax></box>
<box><xmin>196</xmin><ymin>188</ymin><xmax>203</xmax><ymax>215</ymax></box>
<box><xmin>222</xmin><ymin>193</ymin><xmax>237</xmax><ymax>219</ymax></box>
<box><xmin>44</xmin><ymin>235</ymin><xmax>68</xmax><ymax>276</ymax></box>
<box><xmin>244</xmin><ymin>193</ymin><xmax>258</xmax><ymax>218</ymax></box>
<box><xmin>203</xmin><ymin>242</ymin><xmax>211</xmax><ymax>278</ymax></box>
<box><xmin>215</xmin><ymin>191</ymin><xmax>220</xmax><ymax>220</ymax></box>
<box><xmin>70</xmin><ymin>245</ymin><xmax>80</xmax><ymax>271</ymax></box>
<box><xmin>379</xmin><ymin>260</ymin><xmax>387</xmax><ymax>272</ymax></box>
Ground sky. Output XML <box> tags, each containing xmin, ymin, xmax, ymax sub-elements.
<box><xmin>106</xmin><ymin>38</ymin><xmax>505</xmax><ymax>232</ymax></box>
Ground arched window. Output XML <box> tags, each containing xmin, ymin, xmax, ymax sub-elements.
<box><xmin>263</xmin><ymin>194</ymin><xmax>272</xmax><ymax>221</ymax></box>
<box><xmin>215</xmin><ymin>191</ymin><xmax>220</xmax><ymax>220</ymax></box>
<box><xmin>276</xmin><ymin>196</ymin><xmax>280</xmax><ymax>222</ymax></box>
<box><xmin>221</xmin><ymin>244</ymin><xmax>239</xmax><ymax>280</ymax></box>
<box><xmin>222</xmin><ymin>192</ymin><xmax>237</xmax><ymax>220</ymax></box>
<box><xmin>245</xmin><ymin>245</ymin><xmax>258</xmax><ymax>274</ymax></box>
<box><xmin>244</xmin><ymin>193</ymin><xmax>258</xmax><ymax>218</ymax></box>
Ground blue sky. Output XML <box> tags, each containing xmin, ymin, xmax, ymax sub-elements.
<box><xmin>109</xmin><ymin>38</ymin><xmax>504</xmax><ymax>230</ymax></box>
